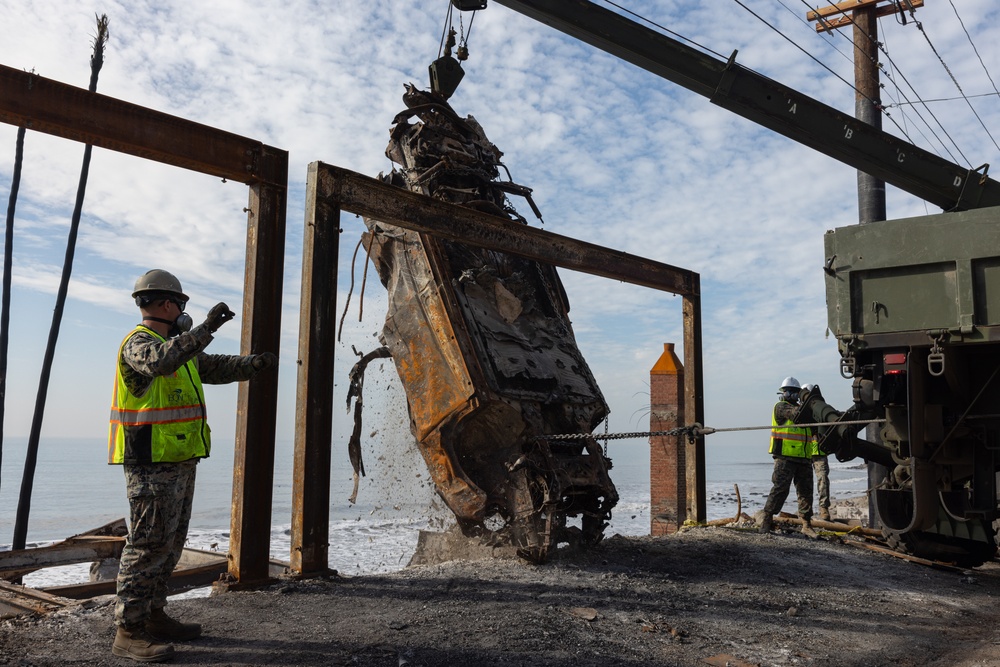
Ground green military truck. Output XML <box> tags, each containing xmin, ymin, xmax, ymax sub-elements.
<box><xmin>483</xmin><ymin>0</ymin><xmax>1000</xmax><ymax>564</ymax></box>
<box><xmin>822</xmin><ymin>208</ymin><xmax>1000</xmax><ymax>565</ymax></box>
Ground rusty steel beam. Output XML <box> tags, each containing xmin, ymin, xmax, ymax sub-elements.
<box><xmin>229</xmin><ymin>172</ymin><xmax>288</xmax><ymax>584</ymax></box>
<box><xmin>314</xmin><ymin>163</ymin><xmax>698</xmax><ymax>297</ymax></box>
<box><xmin>682</xmin><ymin>290</ymin><xmax>706</xmax><ymax>524</ymax></box>
<box><xmin>0</xmin><ymin>64</ymin><xmax>284</xmax><ymax>186</ymax></box>
<box><xmin>290</xmin><ymin>162</ymin><xmax>341</xmax><ymax>577</ymax></box>
<box><xmin>0</xmin><ymin>62</ymin><xmax>288</xmax><ymax>585</ymax></box>
<box><xmin>302</xmin><ymin>162</ymin><xmax>705</xmax><ymax>545</ymax></box>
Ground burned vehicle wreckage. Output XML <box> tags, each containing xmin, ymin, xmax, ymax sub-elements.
<box><xmin>346</xmin><ymin>54</ymin><xmax>617</xmax><ymax>563</ymax></box>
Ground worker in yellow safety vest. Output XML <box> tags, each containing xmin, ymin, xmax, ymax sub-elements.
<box><xmin>108</xmin><ymin>269</ymin><xmax>277</xmax><ymax>663</ymax></box>
<box><xmin>756</xmin><ymin>376</ymin><xmax>817</xmax><ymax>537</ymax></box>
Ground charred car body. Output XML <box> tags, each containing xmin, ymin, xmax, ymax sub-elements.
<box><xmin>351</xmin><ymin>76</ymin><xmax>617</xmax><ymax>563</ymax></box>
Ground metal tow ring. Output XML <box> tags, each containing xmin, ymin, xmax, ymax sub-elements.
<box><xmin>928</xmin><ymin>336</ymin><xmax>946</xmax><ymax>377</ymax></box>
<box><xmin>840</xmin><ymin>355</ymin><xmax>856</xmax><ymax>379</ymax></box>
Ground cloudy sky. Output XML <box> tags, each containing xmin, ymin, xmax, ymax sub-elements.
<box><xmin>1</xmin><ymin>0</ymin><xmax>998</xmax><ymax>486</ymax></box>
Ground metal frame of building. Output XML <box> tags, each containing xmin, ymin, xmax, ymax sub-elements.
<box><xmin>291</xmin><ymin>163</ymin><xmax>705</xmax><ymax>576</ymax></box>
<box><xmin>0</xmin><ymin>63</ymin><xmax>706</xmax><ymax>583</ymax></box>
<box><xmin>0</xmin><ymin>64</ymin><xmax>287</xmax><ymax>584</ymax></box>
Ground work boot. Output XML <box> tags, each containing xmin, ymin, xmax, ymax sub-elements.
<box><xmin>819</xmin><ymin>508</ymin><xmax>831</xmax><ymax>522</ymax></box>
<box><xmin>800</xmin><ymin>521</ymin><xmax>818</xmax><ymax>538</ymax></box>
<box><xmin>112</xmin><ymin>626</ymin><xmax>175</xmax><ymax>662</ymax></box>
<box><xmin>757</xmin><ymin>511</ymin><xmax>773</xmax><ymax>534</ymax></box>
<box><xmin>146</xmin><ymin>607</ymin><xmax>202</xmax><ymax>642</ymax></box>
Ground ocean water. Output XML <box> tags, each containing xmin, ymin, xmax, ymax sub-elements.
<box><xmin>0</xmin><ymin>436</ymin><xmax>867</xmax><ymax>594</ymax></box>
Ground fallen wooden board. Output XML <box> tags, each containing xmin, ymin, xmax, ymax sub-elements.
<box><xmin>843</xmin><ymin>538</ymin><xmax>965</xmax><ymax>572</ymax></box>
<box><xmin>40</xmin><ymin>548</ymin><xmax>291</xmax><ymax>600</ymax></box>
<box><xmin>44</xmin><ymin>557</ymin><xmax>227</xmax><ymax>599</ymax></box>
<box><xmin>0</xmin><ymin>518</ymin><xmax>128</xmax><ymax>580</ymax></box>
<box><xmin>0</xmin><ymin>580</ymin><xmax>70</xmax><ymax>620</ymax></box>
<box><xmin>0</xmin><ymin>537</ymin><xmax>125</xmax><ymax>579</ymax></box>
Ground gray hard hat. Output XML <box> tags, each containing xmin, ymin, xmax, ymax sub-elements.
<box><xmin>131</xmin><ymin>269</ymin><xmax>189</xmax><ymax>302</ymax></box>
<box><xmin>779</xmin><ymin>376</ymin><xmax>801</xmax><ymax>391</ymax></box>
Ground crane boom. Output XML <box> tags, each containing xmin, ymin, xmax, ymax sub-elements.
<box><xmin>490</xmin><ymin>0</ymin><xmax>1000</xmax><ymax>211</ymax></box>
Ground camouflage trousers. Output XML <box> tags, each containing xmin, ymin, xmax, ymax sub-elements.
<box><xmin>813</xmin><ymin>455</ymin><xmax>830</xmax><ymax>512</ymax></box>
<box><xmin>115</xmin><ymin>460</ymin><xmax>197</xmax><ymax>629</ymax></box>
<box><xmin>762</xmin><ymin>457</ymin><xmax>814</xmax><ymax>522</ymax></box>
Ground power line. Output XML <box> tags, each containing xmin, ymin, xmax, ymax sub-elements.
<box><xmin>773</xmin><ymin>0</ymin><xmax>856</xmax><ymax>67</ymax></box>
<box><xmin>794</xmin><ymin>0</ymin><xmax>969</xmax><ymax>166</ymax></box>
<box><xmin>876</xmin><ymin>15</ymin><xmax>956</xmax><ymax>162</ymax></box>
<box><xmin>731</xmin><ymin>0</ymin><xmax>861</xmax><ymax>101</ymax></box>
<box><xmin>734</xmin><ymin>0</ymin><xmax>939</xmax><ymax>160</ymax></box>
<box><xmin>949</xmin><ymin>0</ymin><xmax>1000</xmax><ymax>98</ymax></box>
<box><xmin>601</xmin><ymin>0</ymin><xmax>728</xmax><ymax>61</ymax></box>
<box><xmin>889</xmin><ymin>91</ymin><xmax>1000</xmax><ymax>106</ymax></box>
<box><xmin>910</xmin><ymin>16</ymin><xmax>1000</xmax><ymax>154</ymax></box>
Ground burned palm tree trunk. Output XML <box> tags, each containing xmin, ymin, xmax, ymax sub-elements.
<box><xmin>360</xmin><ymin>83</ymin><xmax>617</xmax><ymax>562</ymax></box>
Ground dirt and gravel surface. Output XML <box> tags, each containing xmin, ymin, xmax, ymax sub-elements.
<box><xmin>4</xmin><ymin>507</ymin><xmax>1000</xmax><ymax>666</ymax></box>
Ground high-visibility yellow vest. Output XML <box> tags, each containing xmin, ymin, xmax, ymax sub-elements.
<box><xmin>770</xmin><ymin>401</ymin><xmax>811</xmax><ymax>459</ymax></box>
<box><xmin>108</xmin><ymin>325</ymin><xmax>210</xmax><ymax>464</ymax></box>
<box><xmin>808</xmin><ymin>433</ymin><xmax>822</xmax><ymax>458</ymax></box>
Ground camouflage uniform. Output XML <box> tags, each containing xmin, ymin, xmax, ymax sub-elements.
<box><xmin>813</xmin><ymin>454</ymin><xmax>830</xmax><ymax>516</ymax></box>
<box><xmin>762</xmin><ymin>400</ymin><xmax>814</xmax><ymax>523</ymax></box>
<box><xmin>114</xmin><ymin>324</ymin><xmax>259</xmax><ymax>629</ymax></box>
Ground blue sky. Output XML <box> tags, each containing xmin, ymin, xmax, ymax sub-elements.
<box><xmin>1</xmin><ymin>0</ymin><xmax>998</xmax><ymax>485</ymax></box>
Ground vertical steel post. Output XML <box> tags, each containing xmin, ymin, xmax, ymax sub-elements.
<box><xmin>682</xmin><ymin>283</ymin><xmax>706</xmax><ymax>524</ymax></box>
<box><xmin>290</xmin><ymin>163</ymin><xmax>340</xmax><ymax>576</ymax></box>
<box><xmin>228</xmin><ymin>147</ymin><xmax>287</xmax><ymax>584</ymax></box>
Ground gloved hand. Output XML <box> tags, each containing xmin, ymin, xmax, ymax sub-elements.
<box><xmin>249</xmin><ymin>351</ymin><xmax>277</xmax><ymax>372</ymax></box>
<box><xmin>203</xmin><ymin>302</ymin><xmax>235</xmax><ymax>333</ymax></box>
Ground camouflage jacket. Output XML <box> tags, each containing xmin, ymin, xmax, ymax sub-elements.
<box><xmin>119</xmin><ymin>323</ymin><xmax>258</xmax><ymax>398</ymax></box>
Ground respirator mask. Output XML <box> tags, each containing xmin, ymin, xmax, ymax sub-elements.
<box><xmin>138</xmin><ymin>295</ymin><xmax>192</xmax><ymax>338</ymax></box>
<box><xmin>171</xmin><ymin>311</ymin><xmax>193</xmax><ymax>337</ymax></box>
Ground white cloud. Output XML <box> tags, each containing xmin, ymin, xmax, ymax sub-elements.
<box><xmin>0</xmin><ymin>0</ymin><xmax>998</xmax><ymax>502</ymax></box>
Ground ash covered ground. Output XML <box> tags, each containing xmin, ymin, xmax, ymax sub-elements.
<box><xmin>4</xmin><ymin>511</ymin><xmax>1000</xmax><ymax>667</ymax></box>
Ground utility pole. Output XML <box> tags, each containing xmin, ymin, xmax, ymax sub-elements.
<box><xmin>808</xmin><ymin>0</ymin><xmax>923</xmax><ymax>530</ymax></box>
<box><xmin>808</xmin><ymin>0</ymin><xmax>924</xmax><ymax>224</ymax></box>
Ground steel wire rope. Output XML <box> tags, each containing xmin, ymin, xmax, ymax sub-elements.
<box><xmin>534</xmin><ymin>417</ymin><xmax>885</xmax><ymax>441</ymax></box>
<box><xmin>437</xmin><ymin>0</ymin><xmax>455</xmax><ymax>58</ymax></box>
<box><xmin>794</xmin><ymin>0</ymin><xmax>969</xmax><ymax>166</ymax></box>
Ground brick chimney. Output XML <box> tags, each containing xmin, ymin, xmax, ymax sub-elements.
<box><xmin>650</xmin><ymin>342</ymin><xmax>685</xmax><ymax>535</ymax></box>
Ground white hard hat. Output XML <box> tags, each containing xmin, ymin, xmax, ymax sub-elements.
<box><xmin>780</xmin><ymin>376</ymin><xmax>801</xmax><ymax>391</ymax></box>
<box><xmin>801</xmin><ymin>383</ymin><xmax>815</xmax><ymax>394</ymax></box>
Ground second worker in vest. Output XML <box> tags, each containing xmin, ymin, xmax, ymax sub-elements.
<box><xmin>757</xmin><ymin>376</ymin><xmax>818</xmax><ymax>538</ymax></box>
<box><xmin>108</xmin><ymin>269</ymin><xmax>277</xmax><ymax>663</ymax></box>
